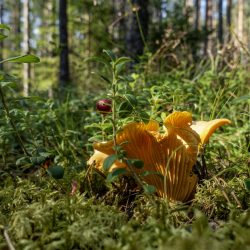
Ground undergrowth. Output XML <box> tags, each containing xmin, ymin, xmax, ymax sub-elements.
<box><xmin>0</xmin><ymin>49</ymin><xmax>250</xmax><ymax>249</ymax></box>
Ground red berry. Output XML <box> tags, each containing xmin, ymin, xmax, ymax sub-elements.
<box><xmin>96</xmin><ymin>99</ymin><xmax>112</xmax><ymax>114</ymax></box>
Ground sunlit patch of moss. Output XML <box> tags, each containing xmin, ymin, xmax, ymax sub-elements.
<box><xmin>0</xmin><ymin>179</ymin><xmax>125</xmax><ymax>249</ymax></box>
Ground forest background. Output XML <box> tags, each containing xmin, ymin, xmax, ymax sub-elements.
<box><xmin>1</xmin><ymin>0</ymin><xmax>250</xmax><ymax>95</ymax></box>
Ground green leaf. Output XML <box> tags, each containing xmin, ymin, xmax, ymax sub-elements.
<box><xmin>103</xmin><ymin>154</ymin><xmax>118</xmax><ymax>171</ymax></box>
<box><xmin>0</xmin><ymin>82</ymin><xmax>17</xmax><ymax>89</ymax></box>
<box><xmin>121</xmin><ymin>75</ymin><xmax>134</xmax><ymax>82</ymax></box>
<box><xmin>140</xmin><ymin>170</ymin><xmax>163</xmax><ymax>179</ymax></box>
<box><xmin>47</xmin><ymin>165</ymin><xmax>64</xmax><ymax>179</ymax></box>
<box><xmin>0</xmin><ymin>33</ymin><xmax>7</xmax><ymax>41</ymax></box>
<box><xmin>115</xmin><ymin>62</ymin><xmax>127</xmax><ymax>74</ymax></box>
<box><xmin>38</xmin><ymin>152</ymin><xmax>54</xmax><ymax>158</ymax></box>
<box><xmin>30</xmin><ymin>156</ymin><xmax>46</xmax><ymax>165</ymax></box>
<box><xmin>124</xmin><ymin>94</ymin><xmax>138</xmax><ymax>106</ymax></box>
<box><xmin>103</xmin><ymin>49</ymin><xmax>116</xmax><ymax>61</ymax></box>
<box><xmin>115</xmin><ymin>57</ymin><xmax>132</xmax><ymax>66</ymax></box>
<box><xmin>16</xmin><ymin>156</ymin><xmax>31</xmax><ymax>166</ymax></box>
<box><xmin>99</xmin><ymin>74</ymin><xmax>112</xmax><ymax>84</ymax></box>
<box><xmin>140</xmin><ymin>111</ymin><xmax>150</xmax><ymax>122</ymax></box>
<box><xmin>232</xmin><ymin>95</ymin><xmax>250</xmax><ymax>103</ymax></box>
<box><xmin>118</xmin><ymin>101</ymin><xmax>133</xmax><ymax>118</ymax></box>
<box><xmin>0</xmin><ymin>24</ymin><xmax>11</xmax><ymax>31</ymax></box>
<box><xmin>143</xmin><ymin>184</ymin><xmax>156</xmax><ymax>194</ymax></box>
<box><xmin>0</xmin><ymin>54</ymin><xmax>40</xmax><ymax>64</ymax></box>
<box><xmin>130</xmin><ymin>159</ymin><xmax>144</xmax><ymax>169</ymax></box>
<box><xmin>0</xmin><ymin>71</ymin><xmax>17</xmax><ymax>83</ymax></box>
<box><xmin>245</xmin><ymin>179</ymin><xmax>250</xmax><ymax>192</ymax></box>
<box><xmin>115</xmin><ymin>57</ymin><xmax>132</xmax><ymax>74</ymax></box>
<box><xmin>106</xmin><ymin>168</ymin><xmax>127</xmax><ymax>182</ymax></box>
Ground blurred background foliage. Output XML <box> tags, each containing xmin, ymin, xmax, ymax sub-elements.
<box><xmin>0</xmin><ymin>0</ymin><xmax>250</xmax><ymax>94</ymax></box>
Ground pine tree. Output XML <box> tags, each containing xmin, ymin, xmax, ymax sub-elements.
<box><xmin>218</xmin><ymin>0</ymin><xmax>223</xmax><ymax>47</ymax></box>
<box><xmin>23</xmin><ymin>0</ymin><xmax>31</xmax><ymax>96</ymax></box>
<box><xmin>59</xmin><ymin>0</ymin><xmax>70</xmax><ymax>88</ymax></box>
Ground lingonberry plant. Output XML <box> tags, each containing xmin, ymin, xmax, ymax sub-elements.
<box><xmin>0</xmin><ymin>25</ymin><xmax>69</xmax><ymax>180</ymax></box>
<box><xmin>88</xmin><ymin>50</ymin><xmax>157</xmax><ymax>194</ymax></box>
<box><xmin>0</xmin><ymin>24</ymin><xmax>40</xmax><ymax>157</ymax></box>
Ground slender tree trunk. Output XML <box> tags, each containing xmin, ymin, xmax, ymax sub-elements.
<box><xmin>191</xmin><ymin>0</ymin><xmax>200</xmax><ymax>61</ymax></box>
<box><xmin>218</xmin><ymin>0</ymin><xmax>223</xmax><ymax>47</ymax></box>
<box><xmin>237</xmin><ymin>0</ymin><xmax>245</xmax><ymax>61</ymax></box>
<box><xmin>112</xmin><ymin>0</ymin><xmax>119</xmax><ymax>41</ymax></box>
<box><xmin>247</xmin><ymin>0</ymin><xmax>250</xmax><ymax>51</ymax></box>
<box><xmin>238</xmin><ymin>0</ymin><xmax>244</xmax><ymax>43</ymax></box>
<box><xmin>204</xmin><ymin>0</ymin><xmax>213</xmax><ymax>55</ymax></box>
<box><xmin>23</xmin><ymin>0</ymin><xmax>31</xmax><ymax>96</ymax></box>
<box><xmin>0</xmin><ymin>0</ymin><xmax>4</xmax><ymax>71</ymax></box>
<box><xmin>125</xmin><ymin>0</ymin><xmax>148</xmax><ymax>61</ymax></box>
<box><xmin>226</xmin><ymin>0</ymin><xmax>232</xmax><ymax>42</ymax></box>
<box><xmin>59</xmin><ymin>0</ymin><xmax>70</xmax><ymax>88</ymax></box>
<box><xmin>44</xmin><ymin>0</ymin><xmax>56</xmax><ymax>98</ymax></box>
<box><xmin>87</xmin><ymin>11</ymin><xmax>91</xmax><ymax>75</ymax></box>
<box><xmin>194</xmin><ymin>0</ymin><xmax>200</xmax><ymax>31</ymax></box>
<box><xmin>13</xmin><ymin>0</ymin><xmax>21</xmax><ymax>51</ymax></box>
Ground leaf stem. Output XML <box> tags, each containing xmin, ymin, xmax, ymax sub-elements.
<box><xmin>111</xmin><ymin>64</ymin><xmax>118</xmax><ymax>151</ymax></box>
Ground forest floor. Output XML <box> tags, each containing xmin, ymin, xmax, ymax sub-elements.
<box><xmin>0</xmin><ymin>53</ymin><xmax>250</xmax><ymax>250</ymax></box>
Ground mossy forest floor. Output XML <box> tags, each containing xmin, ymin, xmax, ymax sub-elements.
<box><xmin>0</xmin><ymin>58</ymin><xmax>250</xmax><ymax>249</ymax></box>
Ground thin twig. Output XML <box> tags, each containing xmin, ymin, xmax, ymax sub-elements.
<box><xmin>111</xmin><ymin>67</ymin><xmax>118</xmax><ymax>151</ymax></box>
<box><xmin>4</xmin><ymin>228</ymin><xmax>16</xmax><ymax>250</ymax></box>
<box><xmin>230</xmin><ymin>191</ymin><xmax>242</xmax><ymax>208</ymax></box>
<box><xmin>213</xmin><ymin>176</ymin><xmax>231</xmax><ymax>204</ymax></box>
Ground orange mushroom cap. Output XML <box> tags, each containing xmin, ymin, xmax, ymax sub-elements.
<box><xmin>88</xmin><ymin>111</ymin><xmax>231</xmax><ymax>202</ymax></box>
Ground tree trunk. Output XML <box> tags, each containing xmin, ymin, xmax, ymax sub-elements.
<box><xmin>112</xmin><ymin>0</ymin><xmax>119</xmax><ymax>41</ymax></box>
<box><xmin>87</xmin><ymin>10</ymin><xmax>91</xmax><ymax>75</ymax></box>
<box><xmin>226</xmin><ymin>0</ymin><xmax>232</xmax><ymax>42</ymax></box>
<box><xmin>43</xmin><ymin>0</ymin><xmax>56</xmax><ymax>98</ymax></box>
<box><xmin>238</xmin><ymin>0</ymin><xmax>244</xmax><ymax>44</ymax></box>
<box><xmin>194</xmin><ymin>0</ymin><xmax>200</xmax><ymax>31</ymax></box>
<box><xmin>247</xmin><ymin>0</ymin><xmax>250</xmax><ymax>51</ymax></box>
<box><xmin>59</xmin><ymin>0</ymin><xmax>70</xmax><ymax>88</ymax></box>
<box><xmin>0</xmin><ymin>0</ymin><xmax>4</xmax><ymax>71</ymax></box>
<box><xmin>191</xmin><ymin>0</ymin><xmax>200</xmax><ymax>61</ymax></box>
<box><xmin>13</xmin><ymin>0</ymin><xmax>21</xmax><ymax>51</ymax></box>
<box><xmin>218</xmin><ymin>0</ymin><xmax>223</xmax><ymax>47</ymax></box>
<box><xmin>23</xmin><ymin>0</ymin><xmax>31</xmax><ymax>96</ymax></box>
<box><xmin>125</xmin><ymin>0</ymin><xmax>148</xmax><ymax>61</ymax></box>
<box><xmin>204</xmin><ymin>0</ymin><xmax>213</xmax><ymax>55</ymax></box>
